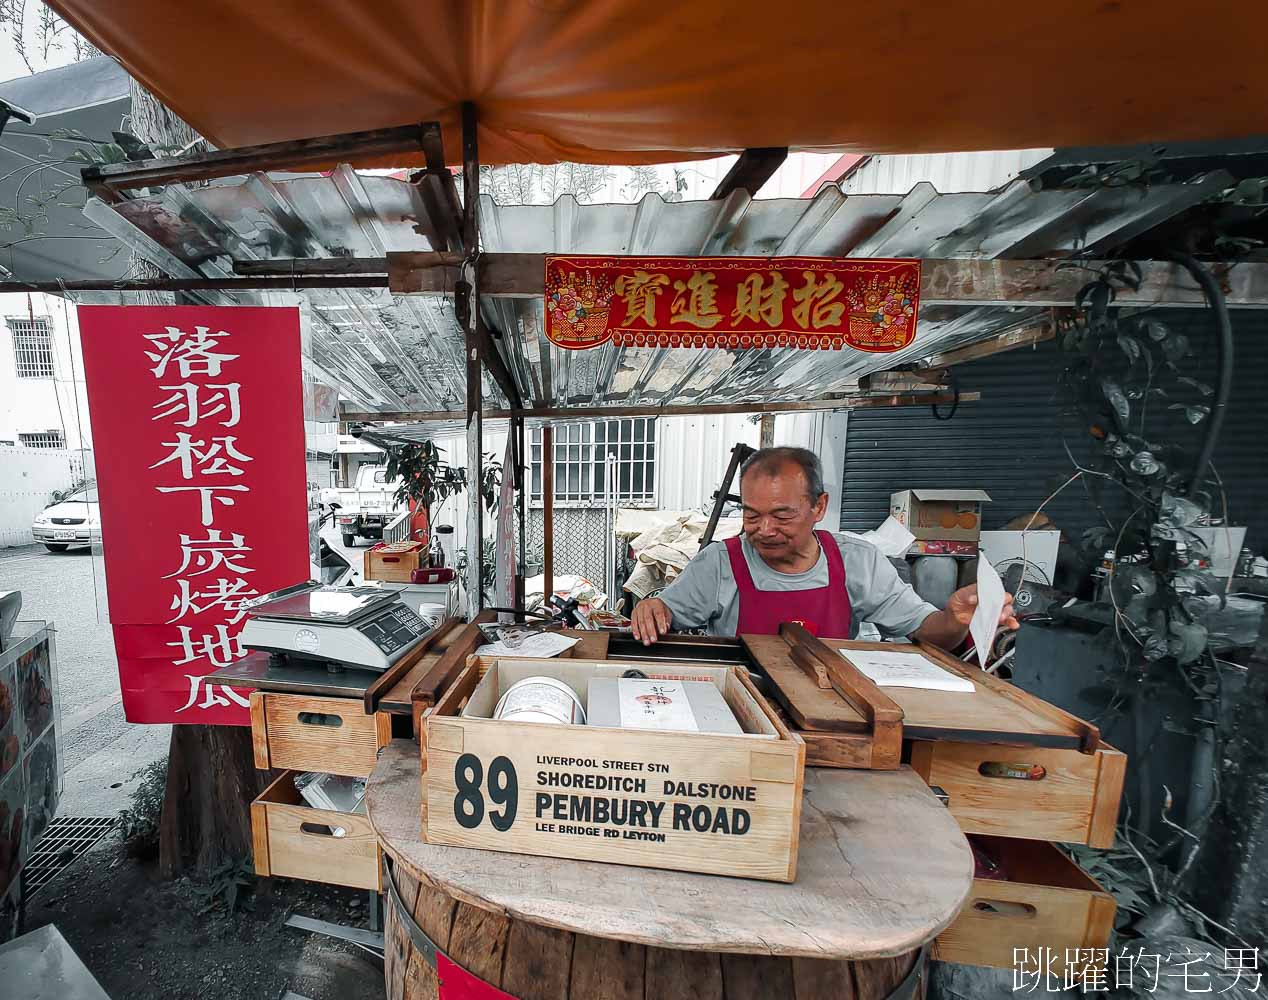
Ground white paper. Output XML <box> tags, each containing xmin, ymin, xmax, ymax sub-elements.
<box><xmin>970</xmin><ymin>555</ymin><xmax>1006</xmax><ymax>668</ymax></box>
<box><xmin>617</xmin><ymin>679</ymin><xmax>699</xmax><ymax>731</ymax></box>
<box><xmin>861</xmin><ymin>515</ymin><xmax>917</xmax><ymax>557</ymax></box>
<box><xmin>476</xmin><ymin>632</ymin><xmax>579</xmax><ymax>659</ymax></box>
<box><xmin>844</xmin><ymin>649</ymin><xmax>975</xmax><ymax>692</ymax></box>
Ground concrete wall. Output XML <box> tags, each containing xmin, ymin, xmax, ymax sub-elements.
<box><xmin>0</xmin><ymin>446</ymin><xmax>85</xmax><ymax>547</ymax></box>
<box><xmin>0</xmin><ymin>293</ymin><xmax>92</xmax><ymax>451</ymax></box>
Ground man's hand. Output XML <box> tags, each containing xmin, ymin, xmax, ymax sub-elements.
<box><xmin>912</xmin><ymin>583</ymin><xmax>1020</xmax><ymax>651</ymax></box>
<box><xmin>945</xmin><ymin>583</ymin><xmax>1020</xmax><ymax>631</ymax></box>
<box><xmin>631</xmin><ymin>597</ymin><xmax>673</xmax><ymax>646</ymax></box>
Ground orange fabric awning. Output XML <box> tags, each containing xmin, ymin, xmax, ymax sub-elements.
<box><xmin>50</xmin><ymin>0</ymin><xmax>1268</xmax><ymax>167</ymax></box>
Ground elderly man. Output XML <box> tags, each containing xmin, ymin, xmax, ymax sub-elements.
<box><xmin>631</xmin><ymin>447</ymin><xmax>1017</xmax><ymax>647</ymax></box>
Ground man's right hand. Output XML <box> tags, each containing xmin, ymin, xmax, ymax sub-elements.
<box><xmin>631</xmin><ymin>597</ymin><xmax>673</xmax><ymax>646</ymax></box>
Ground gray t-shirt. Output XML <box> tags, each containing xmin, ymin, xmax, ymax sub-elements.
<box><xmin>658</xmin><ymin>532</ymin><xmax>938</xmax><ymax>639</ymax></box>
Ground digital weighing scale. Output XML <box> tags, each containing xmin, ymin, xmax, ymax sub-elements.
<box><xmin>240</xmin><ymin>582</ymin><xmax>431</xmax><ymax>673</ymax></box>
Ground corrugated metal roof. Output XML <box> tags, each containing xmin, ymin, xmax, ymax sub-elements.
<box><xmin>82</xmin><ymin>165</ymin><xmax>1238</xmax><ymax>413</ymax></box>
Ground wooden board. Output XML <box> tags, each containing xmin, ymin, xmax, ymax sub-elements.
<box><xmin>380</xmin><ymin>619</ymin><xmax>470</xmax><ymax>714</ymax></box>
<box><xmin>743</xmin><ymin>635</ymin><xmax>869</xmax><ymax>732</ymax></box>
<box><xmin>365</xmin><ymin>616</ymin><xmax>462</xmax><ymax>713</ymax></box>
<box><xmin>934</xmin><ymin>836</ymin><xmax>1115</xmax><ymax>973</ymax></box>
<box><xmin>368</xmin><ymin>740</ymin><xmax>973</xmax><ymax>960</ymax></box>
<box><xmin>422</xmin><ymin>659</ymin><xmax>805</xmax><ymax>882</ymax></box>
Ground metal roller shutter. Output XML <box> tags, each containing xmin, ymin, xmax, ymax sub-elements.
<box><xmin>841</xmin><ymin>308</ymin><xmax>1268</xmax><ymax>546</ymax></box>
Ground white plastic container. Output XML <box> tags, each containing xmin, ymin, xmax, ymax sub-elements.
<box><xmin>491</xmin><ymin>675</ymin><xmax>586</xmax><ymax>726</ymax></box>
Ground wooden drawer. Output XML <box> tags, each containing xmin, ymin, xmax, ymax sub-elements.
<box><xmin>909</xmin><ymin>740</ymin><xmax>1125</xmax><ymax>847</ymax></box>
<box><xmin>251</xmin><ymin>770</ymin><xmax>381</xmax><ymax>891</ymax></box>
<box><xmin>250</xmin><ymin>692</ymin><xmax>391</xmax><ymax>778</ymax></box>
<box><xmin>935</xmin><ymin>837</ymin><xmax>1115</xmax><ymax>972</ymax></box>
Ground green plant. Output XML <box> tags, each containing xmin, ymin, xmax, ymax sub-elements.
<box><xmin>1056</xmin><ymin>259</ymin><xmax>1245</xmax><ymax>955</ymax></box>
<box><xmin>117</xmin><ymin>757</ymin><xmax>168</xmax><ymax>860</ymax></box>
<box><xmin>190</xmin><ymin>858</ymin><xmax>256</xmax><ymax>915</ymax></box>
<box><xmin>383</xmin><ymin>440</ymin><xmax>466</xmax><ymax>538</ymax></box>
<box><xmin>456</xmin><ymin>537</ymin><xmax>498</xmax><ymax>604</ymax></box>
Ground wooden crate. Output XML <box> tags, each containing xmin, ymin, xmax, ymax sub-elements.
<box><xmin>250</xmin><ymin>691</ymin><xmax>391</xmax><ymax>778</ymax></box>
<box><xmin>251</xmin><ymin>770</ymin><xmax>381</xmax><ymax>891</ymax></box>
<box><xmin>909</xmin><ymin>739</ymin><xmax>1126</xmax><ymax>848</ymax></box>
<box><xmin>421</xmin><ymin>657</ymin><xmax>805</xmax><ymax>882</ymax></box>
<box><xmin>935</xmin><ymin>837</ymin><xmax>1115</xmax><ymax>973</ymax></box>
<box><xmin>363</xmin><ymin>541</ymin><xmax>425</xmax><ymax>583</ymax></box>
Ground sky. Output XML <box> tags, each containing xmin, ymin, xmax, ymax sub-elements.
<box><xmin>0</xmin><ymin>2</ymin><xmax>85</xmax><ymax>86</ymax></box>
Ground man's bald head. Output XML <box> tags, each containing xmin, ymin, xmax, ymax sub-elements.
<box><xmin>739</xmin><ymin>447</ymin><xmax>826</xmax><ymax>503</ymax></box>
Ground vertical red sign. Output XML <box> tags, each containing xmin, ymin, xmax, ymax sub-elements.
<box><xmin>78</xmin><ymin>306</ymin><xmax>310</xmax><ymax>724</ymax></box>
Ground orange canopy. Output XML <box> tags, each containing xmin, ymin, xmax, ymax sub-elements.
<box><xmin>51</xmin><ymin>0</ymin><xmax>1268</xmax><ymax>167</ymax></box>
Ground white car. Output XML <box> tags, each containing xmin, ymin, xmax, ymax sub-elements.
<box><xmin>31</xmin><ymin>486</ymin><xmax>101</xmax><ymax>552</ymax></box>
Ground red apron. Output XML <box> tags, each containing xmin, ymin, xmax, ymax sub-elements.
<box><xmin>724</xmin><ymin>529</ymin><xmax>853</xmax><ymax>639</ymax></box>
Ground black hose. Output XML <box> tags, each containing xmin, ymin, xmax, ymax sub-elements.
<box><xmin>1165</xmin><ymin>252</ymin><xmax>1234</xmax><ymax>498</ymax></box>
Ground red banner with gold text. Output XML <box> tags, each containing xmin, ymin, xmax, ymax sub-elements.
<box><xmin>544</xmin><ymin>255</ymin><xmax>920</xmax><ymax>353</ymax></box>
<box><xmin>78</xmin><ymin>306</ymin><xmax>310</xmax><ymax>725</ymax></box>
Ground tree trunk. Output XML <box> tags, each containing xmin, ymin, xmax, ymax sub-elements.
<box><xmin>124</xmin><ymin>77</ymin><xmax>266</xmax><ymax>879</ymax></box>
<box><xmin>158</xmin><ymin>725</ymin><xmax>269</xmax><ymax>877</ymax></box>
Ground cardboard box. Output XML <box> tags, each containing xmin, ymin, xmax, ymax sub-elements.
<box><xmin>422</xmin><ymin>657</ymin><xmax>805</xmax><ymax>882</ymax></box>
<box><xmin>890</xmin><ymin>489</ymin><xmax>992</xmax><ymax>542</ymax></box>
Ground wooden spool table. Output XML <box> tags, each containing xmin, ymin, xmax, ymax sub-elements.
<box><xmin>367</xmin><ymin>741</ymin><xmax>973</xmax><ymax>1000</ymax></box>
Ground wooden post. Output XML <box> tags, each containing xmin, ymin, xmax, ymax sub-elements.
<box><xmin>543</xmin><ymin>423</ymin><xmax>554</xmax><ymax>602</ymax></box>
<box><xmin>759</xmin><ymin>414</ymin><xmax>775</xmax><ymax>448</ymax></box>
<box><xmin>460</xmin><ymin>101</ymin><xmax>483</xmax><ymax>619</ymax></box>
<box><xmin>513</xmin><ymin>414</ymin><xmax>527</xmax><ymax>617</ymax></box>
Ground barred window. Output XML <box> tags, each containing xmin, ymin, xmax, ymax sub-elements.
<box><xmin>9</xmin><ymin>317</ymin><xmax>55</xmax><ymax>378</ymax></box>
<box><xmin>19</xmin><ymin>431</ymin><xmax>65</xmax><ymax>449</ymax></box>
<box><xmin>531</xmin><ymin>418</ymin><xmax>656</xmax><ymax>507</ymax></box>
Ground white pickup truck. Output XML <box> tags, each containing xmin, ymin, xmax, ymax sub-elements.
<box><xmin>322</xmin><ymin>465</ymin><xmax>406</xmax><ymax>546</ymax></box>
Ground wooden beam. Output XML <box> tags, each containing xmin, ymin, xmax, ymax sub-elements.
<box><xmin>460</xmin><ymin>101</ymin><xmax>483</xmax><ymax>620</ymax></box>
<box><xmin>913</xmin><ymin>321</ymin><xmax>1057</xmax><ymax>369</ymax></box>
<box><xmin>857</xmin><ymin>369</ymin><xmax>950</xmax><ymax>393</ymax></box>
<box><xmin>710</xmin><ymin>147</ymin><xmax>788</xmax><ymax>200</ymax></box>
<box><xmin>476</xmin><ymin>314</ymin><xmax>523</xmax><ymax>410</ymax></box>
<box><xmin>341</xmin><ymin>390</ymin><xmax>981</xmax><ymax>424</ymax></box>
<box><xmin>420</xmin><ymin>121</ymin><xmax>446</xmax><ymax>173</ymax></box>
<box><xmin>759</xmin><ymin>414</ymin><xmax>775</xmax><ymax>448</ymax></box>
<box><xmin>233</xmin><ymin>257</ymin><xmax>388</xmax><ymax>275</ymax></box>
<box><xmin>387</xmin><ymin>253</ymin><xmax>1268</xmax><ymax>307</ymax></box>
<box><xmin>542</xmin><ymin>424</ymin><xmax>555</xmax><ymax>602</ymax></box>
<box><xmin>0</xmin><ymin>275</ymin><xmax>388</xmax><ymax>292</ymax></box>
<box><xmin>388</xmin><ymin>251</ymin><xmax>539</xmax><ymax>295</ymax></box>
<box><xmin>82</xmin><ymin>122</ymin><xmax>439</xmax><ymax>194</ymax></box>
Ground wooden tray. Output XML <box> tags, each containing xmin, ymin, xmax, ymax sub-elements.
<box><xmin>743</xmin><ymin>625</ymin><xmax>903</xmax><ymax>769</ymax></box>
<box><xmin>744</xmin><ymin>627</ymin><xmax>1099</xmax><ymax>767</ymax></box>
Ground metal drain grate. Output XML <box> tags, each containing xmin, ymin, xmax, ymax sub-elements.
<box><xmin>23</xmin><ymin>817</ymin><xmax>117</xmax><ymax>897</ymax></box>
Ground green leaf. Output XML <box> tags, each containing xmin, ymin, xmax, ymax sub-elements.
<box><xmin>1161</xmin><ymin>332</ymin><xmax>1191</xmax><ymax>362</ymax></box>
<box><xmin>1159</xmin><ymin>492</ymin><xmax>1204</xmax><ymax>527</ymax></box>
<box><xmin>1176</xmin><ymin>375</ymin><xmax>1213</xmax><ymax>396</ymax></box>
<box><xmin>1116</xmin><ymin>333</ymin><xmax>1141</xmax><ymax>363</ymax></box>
<box><xmin>1146</xmin><ymin>320</ymin><xmax>1170</xmax><ymax>342</ymax></box>
<box><xmin>1100</xmin><ymin>378</ymin><xmax>1130</xmax><ymax>424</ymax></box>
<box><xmin>1168</xmin><ymin>620</ymin><xmax>1208</xmax><ymax>665</ymax></box>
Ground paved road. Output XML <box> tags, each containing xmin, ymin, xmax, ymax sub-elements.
<box><xmin>0</xmin><ymin>543</ymin><xmax>169</xmax><ymax>816</ymax></box>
